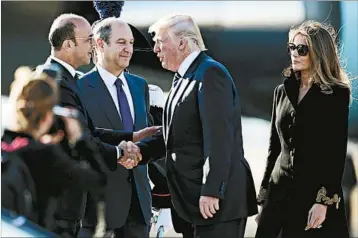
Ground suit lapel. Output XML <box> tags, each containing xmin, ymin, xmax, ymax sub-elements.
<box><xmin>124</xmin><ymin>73</ymin><xmax>140</xmax><ymax>130</ymax></box>
<box><xmin>87</xmin><ymin>68</ymin><xmax>123</xmax><ymax>129</ymax></box>
<box><xmin>46</xmin><ymin>58</ymin><xmax>78</xmax><ymax>93</ymax></box>
<box><xmin>283</xmin><ymin>74</ymin><xmax>300</xmax><ymax>110</ymax></box>
<box><xmin>164</xmin><ymin>52</ymin><xmax>207</xmax><ymax>144</ymax></box>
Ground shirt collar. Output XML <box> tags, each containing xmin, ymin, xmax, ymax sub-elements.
<box><xmin>97</xmin><ymin>64</ymin><xmax>127</xmax><ymax>87</ymax></box>
<box><xmin>177</xmin><ymin>51</ymin><xmax>200</xmax><ymax>77</ymax></box>
<box><xmin>50</xmin><ymin>56</ymin><xmax>76</xmax><ymax>78</ymax></box>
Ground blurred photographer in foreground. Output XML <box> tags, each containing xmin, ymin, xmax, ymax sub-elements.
<box><xmin>1</xmin><ymin>66</ymin><xmax>108</xmax><ymax>235</ymax></box>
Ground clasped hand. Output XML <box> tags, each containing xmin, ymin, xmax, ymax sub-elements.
<box><xmin>117</xmin><ymin>141</ymin><xmax>142</xmax><ymax>169</ymax></box>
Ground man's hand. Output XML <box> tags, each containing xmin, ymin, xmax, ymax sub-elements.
<box><xmin>132</xmin><ymin>126</ymin><xmax>162</xmax><ymax>142</ymax></box>
<box><xmin>199</xmin><ymin>196</ymin><xmax>220</xmax><ymax>219</ymax></box>
<box><xmin>40</xmin><ymin>130</ymin><xmax>65</xmax><ymax>144</ymax></box>
<box><xmin>117</xmin><ymin>141</ymin><xmax>142</xmax><ymax>169</ymax></box>
<box><xmin>305</xmin><ymin>203</ymin><xmax>327</xmax><ymax>231</ymax></box>
<box><xmin>255</xmin><ymin>206</ymin><xmax>263</xmax><ymax>224</ymax></box>
<box><xmin>62</xmin><ymin>116</ymin><xmax>83</xmax><ymax>145</ymax></box>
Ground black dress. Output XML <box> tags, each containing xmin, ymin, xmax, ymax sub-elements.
<box><xmin>255</xmin><ymin>68</ymin><xmax>350</xmax><ymax>238</ymax></box>
<box><xmin>1</xmin><ymin>129</ymin><xmax>107</xmax><ymax>232</ymax></box>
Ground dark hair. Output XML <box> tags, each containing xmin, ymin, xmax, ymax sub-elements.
<box><xmin>48</xmin><ymin>14</ymin><xmax>84</xmax><ymax>51</ymax></box>
<box><xmin>93</xmin><ymin>17</ymin><xmax>115</xmax><ymax>45</ymax></box>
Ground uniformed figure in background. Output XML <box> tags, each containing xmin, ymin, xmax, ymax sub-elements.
<box><xmin>255</xmin><ymin>20</ymin><xmax>352</xmax><ymax>238</ymax></box>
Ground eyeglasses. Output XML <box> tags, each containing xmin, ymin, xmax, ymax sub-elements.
<box><xmin>287</xmin><ymin>43</ymin><xmax>309</xmax><ymax>56</ymax></box>
<box><xmin>72</xmin><ymin>36</ymin><xmax>94</xmax><ymax>44</ymax></box>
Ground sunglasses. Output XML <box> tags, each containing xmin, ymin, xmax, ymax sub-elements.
<box><xmin>287</xmin><ymin>43</ymin><xmax>309</xmax><ymax>56</ymax></box>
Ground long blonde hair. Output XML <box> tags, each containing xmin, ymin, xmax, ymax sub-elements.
<box><xmin>289</xmin><ymin>20</ymin><xmax>351</xmax><ymax>94</ymax></box>
<box><xmin>9</xmin><ymin>66</ymin><xmax>58</xmax><ymax>135</ymax></box>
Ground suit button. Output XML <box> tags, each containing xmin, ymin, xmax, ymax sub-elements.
<box><xmin>288</xmin><ymin>124</ymin><xmax>292</xmax><ymax>129</ymax></box>
<box><xmin>289</xmin><ymin>138</ymin><xmax>293</xmax><ymax>144</ymax></box>
<box><xmin>127</xmin><ymin>177</ymin><xmax>132</xmax><ymax>182</ymax></box>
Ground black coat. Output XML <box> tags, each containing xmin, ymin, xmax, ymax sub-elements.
<box><xmin>139</xmin><ymin>52</ymin><xmax>258</xmax><ymax>225</ymax></box>
<box><xmin>257</xmin><ymin>68</ymin><xmax>350</xmax><ymax>237</ymax></box>
<box><xmin>1</xmin><ymin>130</ymin><xmax>106</xmax><ymax>231</ymax></box>
<box><xmin>42</xmin><ymin>58</ymin><xmax>134</xmax><ymax>220</ymax></box>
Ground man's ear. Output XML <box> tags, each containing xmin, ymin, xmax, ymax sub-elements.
<box><xmin>96</xmin><ymin>38</ymin><xmax>105</xmax><ymax>52</ymax></box>
<box><xmin>178</xmin><ymin>38</ymin><xmax>187</xmax><ymax>51</ymax></box>
<box><xmin>62</xmin><ymin>39</ymin><xmax>74</xmax><ymax>51</ymax></box>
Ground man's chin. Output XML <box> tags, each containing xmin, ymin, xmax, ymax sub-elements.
<box><xmin>161</xmin><ymin>62</ymin><xmax>168</xmax><ymax>70</ymax></box>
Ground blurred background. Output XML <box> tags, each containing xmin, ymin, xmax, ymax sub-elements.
<box><xmin>1</xmin><ymin>1</ymin><xmax>357</xmax><ymax>237</ymax></box>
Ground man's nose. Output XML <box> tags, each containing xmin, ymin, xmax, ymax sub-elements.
<box><xmin>153</xmin><ymin>42</ymin><xmax>159</xmax><ymax>53</ymax></box>
<box><xmin>123</xmin><ymin>45</ymin><xmax>133</xmax><ymax>53</ymax></box>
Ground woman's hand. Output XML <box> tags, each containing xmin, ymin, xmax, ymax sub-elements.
<box><xmin>305</xmin><ymin>203</ymin><xmax>327</xmax><ymax>231</ymax></box>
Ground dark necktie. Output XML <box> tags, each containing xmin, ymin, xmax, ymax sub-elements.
<box><xmin>74</xmin><ymin>73</ymin><xmax>81</xmax><ymax>80</ymax></box>
<box><xmin>172</xmin><ymin>72</ymin><xmax>181</xmax><ymax>88</ymax></box>
<box><xmin>115</xmin><ymin>78</ymin><xmax>133</xmax><ymax>131</ymax></box>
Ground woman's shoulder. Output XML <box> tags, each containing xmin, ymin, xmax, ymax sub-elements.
<box><xmin>320</xmin><ymin>84</ymin><xmax>350</xmax><ymax>101</ymax></box>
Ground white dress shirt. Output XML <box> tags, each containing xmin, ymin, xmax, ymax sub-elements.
<box><xmin>177</xmin><ymin>51</ymin><xmax>200</xmax><ymax>77</ymax></box>
<box><xmin>50</xmin><ymin>56</ymin><xmax>76</xmax><ymax>78</ymax></box>
<box><xmin>97</xmin><ymin>65</ymin><xmax>135</xmax><ymax>123</ymax></box>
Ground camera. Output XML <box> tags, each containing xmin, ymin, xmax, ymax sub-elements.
<box><xmin>53</xmin><ymin>106</ymin><xmax>79</xmax><ymax>119</ymax></box>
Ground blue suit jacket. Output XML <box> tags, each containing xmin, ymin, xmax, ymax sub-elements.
<box><xmin>77</xmin><ymin>67</ymin><xmax>152</xmax><ymax>229</ymax></box>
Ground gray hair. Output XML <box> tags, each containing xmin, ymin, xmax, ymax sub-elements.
<box><xmin>149</xmin><ymin>15</ymin><xmax>207</xmax><ymax>51</ymax></box>
<box><xmin>92</xmin><ymin>17</ymin><xmax>117</xmax><ymax>45</ymax></box>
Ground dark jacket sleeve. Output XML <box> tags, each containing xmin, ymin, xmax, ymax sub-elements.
<box><xmin>197</xmin><ymin>66</ymin><xmax>234</xmax><ymax>199</ymax></box>
<box><xmin>46</xmin><ymin>142</ymin><xmax>107</xmax><ymax>196</ymax></box>
<box><xmin>257</xmin><ymin>86</ymin><xmax>281</xmax><ymax>205</ymax></box>
<box><xmin>59</xmin><ymin>82</ymin><xmax>123</xmax><ymax>170</ymax></box>
<box><xmin>136</xmin><ymin>134</ymin><xmax>166</xmax><ymax>164</ymax></box>
<box><xmin>314</xmin><ymin>88</ymin><xmax>350</xmax><ymax>209</ymax></box>
<box><xmin>92</xmin><ymin>127</ymin><xmax>132</xmax><ymax>145</ymax></box>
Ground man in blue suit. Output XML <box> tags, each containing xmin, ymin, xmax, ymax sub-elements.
<box><xmin>78</xmin><ymin>17</ymin><xmax>156</xmax><ymax>238</ymax></box>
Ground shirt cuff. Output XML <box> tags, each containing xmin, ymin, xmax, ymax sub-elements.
<box><xmin>116</xmin><ymin>146</ymin><xmax>120</xmax><ymax>160</ymax></box>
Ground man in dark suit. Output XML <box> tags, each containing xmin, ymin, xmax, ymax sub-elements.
<box><xmin>77</xmin><ymin>18</ymin><xmax>157</xmax><ymax>238</ymax></box>
<box><xmin>137</xmin><ymin>15</ymin><xmax>258</xmax><ymax>238</ymax></box>
<box><xmin>44</xmin><ymin>13</ymin><xmax>156</xmax><ymax>237</ymax></box>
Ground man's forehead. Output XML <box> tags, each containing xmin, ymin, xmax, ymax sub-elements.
<box><xmin>152</xmin><ymin>29</ymin><xmax>168</xmax><ymax>40</ymax></box>
<box><xmin>74</xmin><ymin>21</ymin><xmax>92</xmax><ymax>35</ymax></box>
<box><xmin>111</xmin><ymin>28</ymin><xmax>134</xmax><ymax>40</ymax></box>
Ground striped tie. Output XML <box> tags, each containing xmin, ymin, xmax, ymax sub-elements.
<box><xmin>172</xmin><ymin>72</ymin><xmax>181</xmax><ymax>88</ymax></box>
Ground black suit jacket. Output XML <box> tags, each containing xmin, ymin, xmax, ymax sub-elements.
<box><xmin>139</xmin><ymin>52</ymin><xmax>258</xmax><ymax>225</ymax></box>
<box><xmin>77</xmin><ymin>67</ymin><xmax>153</xmax><ymax>229</ymax></box>
<box><xmin>43</xmin><ymin>58</ymin><xmax>134</xmax><ymax>219</ymax></box>
<box><xmin>257</xmin><ymin>68</ymin><xmax>350</xmax><ymax>232</ymax></box>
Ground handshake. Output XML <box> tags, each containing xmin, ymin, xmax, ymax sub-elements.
<box><xmin>117</xmin><ymin>125</ymin><xmax>162</xmax><ymax>169</ymax></box>
<box><xmin>117</xmin><ymin>141</ymin><xmax>142</xmax><ymax>169</ymax></box>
